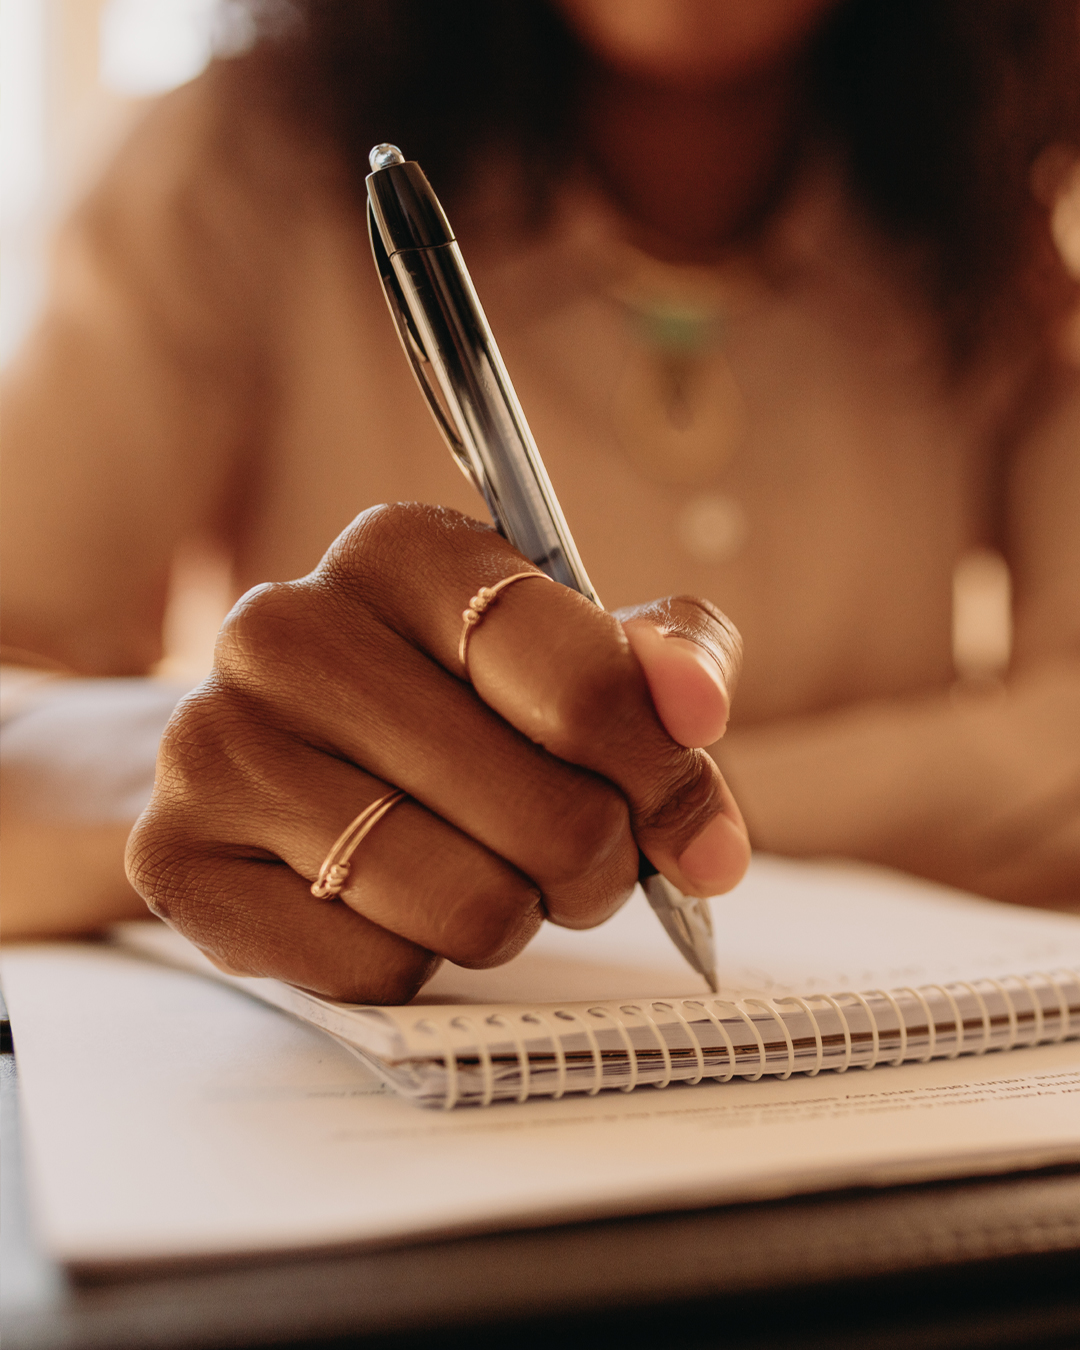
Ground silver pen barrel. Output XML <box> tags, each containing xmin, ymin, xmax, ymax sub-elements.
<box><xmin>366</xmin><ymin>145</ymin><xmax>718</xmax><ymax>993</ymax></box>
<box><xmin>367</xmin><ymin>149</ymin><xmax>597</xmax><ymax>600</ymax></box>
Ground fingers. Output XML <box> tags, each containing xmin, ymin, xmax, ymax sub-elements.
<box><xmin>127</xmin><ymin>686</ymin><xmax>544</xmax><ymax>999</ymax></box>
<box><xmin>129</xmin><ymin>502</ymin><xmax>751</xmax><ymax>1003</ymax></box>
<box><xmin>668</xmin><ymin>771</ymin><xmax>749</xmax><ymax>896</ymax></box>
<box><xmin>213</xmin><ymin>577</ymin><xmax>639</xmax><ymax>926</ymax></box>
<box><xmin>620</xmin><ymin>616</ymin><xmax>732</xmax><ymax>748</ymax></box>
<box><xmin>127</xmin><ymin>823</ymin><xmax>441</xmax><ymax>1004</ymax></box>
<box><xmin>309</xmin><ymin>505</ymin><xmax>747</xmax><ymax>901</ymax></box>
<box><xmin>617</xmin><ymin>594</ymin><xmax>743</xmax><ymax>707</ymax></box>
<box><xmin>618</xmin><ymin>601</ymin><xmax>749</xmax><ymax>891</ymax></box>
<box><xmin>448</xmin><ymin>582</ymin><xmax>749</xmax><ymax>901</ymax></box>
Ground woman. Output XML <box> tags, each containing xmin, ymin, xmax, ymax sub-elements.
<box><xmin>2</xmin><ymin>0</ymin><xmax>1079</xmax><ymax>998</ymax></box>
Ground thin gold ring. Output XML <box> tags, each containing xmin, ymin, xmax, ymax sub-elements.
<box><xmin>457</xmin><ymin>571</ymin><xmax>551</xmax><ymax>673</ymax></box>
<box><xmin>311</xmin><ymin>790</ymin><xmax>406</xmax><ymax>899</ymax></box>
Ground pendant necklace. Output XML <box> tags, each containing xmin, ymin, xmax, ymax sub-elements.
<box><xmin>604</xmin><ymin>248</ymin><xmax>751</xmax><ymax>563</ymax></box>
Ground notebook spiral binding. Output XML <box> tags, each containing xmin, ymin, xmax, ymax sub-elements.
<box><xmin>408</xmin><ymin>968</ymin><xmax>1080</xmax><ymax>1108</ymax></box>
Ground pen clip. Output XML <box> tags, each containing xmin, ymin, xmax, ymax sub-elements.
<box><xmin>366</xmin><ymin>203</ymin><xmax>482</xmax><ymax>496</ymax></box>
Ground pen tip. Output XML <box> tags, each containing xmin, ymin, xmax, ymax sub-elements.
<box><xmin>369</xmin><ymin>143</ymin><xmax>405</xmax><ymax>171</ymax></box>
<box><xmin>705</xmin><ymin>971</ymin><xmax>719</xmax><ymax>995</ymax></box>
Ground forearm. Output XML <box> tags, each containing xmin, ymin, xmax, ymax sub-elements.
<box><xmin>718</xmin><ymin>660</ymin><xmax>1080</xmax><ymax>906</ymax></box>
<box><xmin>0</xmin><ymin>676</ymin><xmax>187</xmax><ymax>939</ymax></box>
<box><xmin>0</xmin><ymin>820</ymin><xmax>150</xmax><ymax>939</ymax></box>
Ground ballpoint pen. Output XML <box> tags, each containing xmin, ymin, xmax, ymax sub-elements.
<box><xmin>365</xmin><ymin>143</ymin><xmax>718</xmax><ymax>993</ymax></box>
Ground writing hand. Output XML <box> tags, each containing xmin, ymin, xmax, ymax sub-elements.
<box><xmin>127</xmin><ymin>504</ymin><xmax>748</xmax><ymax>1002</ymax></box>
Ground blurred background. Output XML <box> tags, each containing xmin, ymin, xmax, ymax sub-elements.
<box><xmin>1</xmin><ymin>0</ymin><xmax>258</xmax><ymax>679</ymax></box>
<box><xmin>7</xmin><ymin>2</ymin><xmax>1080</xmax><ymax>367</ymax></box>
<box><xmin>2</xmin><ymin>1</ymin><xmax>1079</xmax><ymax>687</ymax></box>
<box><xmin>1</xmin><ymin>0</ymin><xmax>254</xmax><ymax>366</ymax></box>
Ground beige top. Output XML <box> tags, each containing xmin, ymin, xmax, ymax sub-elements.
<box><xmin>3</xmin><ymin>61</ymin><xmax>1079</xmax><ymax>905</ymax></box>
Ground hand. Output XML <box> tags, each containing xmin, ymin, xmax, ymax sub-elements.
<box><xmin>127</xmin><ymin>505</ymin><xmax>749</xmax><ymax>1001</ymax></box>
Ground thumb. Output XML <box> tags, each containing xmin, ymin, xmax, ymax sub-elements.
<box><xmin>622</xmin><ymin>618</ymin><xmax>731</xmax><ymax>748</ymax></box>
<box><xmin>622</xmin><ymin>612</ymin><xmax>749</xmax><ymax>894</ymax></box>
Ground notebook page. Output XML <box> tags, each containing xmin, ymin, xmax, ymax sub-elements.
<box><xmin>3</xmin><ymin>933</ymin><xmax>1080</xmax><ymax>1266</ymax></box>
<box><xmin>112</xmin><ymin>855</ymin><xmax>1080</xmax><ymax>1098</ymax></box>
<box><xmin>414</xmin><ymin>856</ymin><xmax>1080</xmax><ymax>1006</ymax></box>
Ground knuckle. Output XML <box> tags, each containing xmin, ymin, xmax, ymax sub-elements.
<box><xmin>154</xmin><ymin>684</ymin><xmax>261</xmax><ymax>803</ymax></box>
<box><xmin>327</xmin><ymin>951</ymin><xmax>442</xmax><ymax>1005</ymax></box>
<box><xmin>636</xmin><ymin>750</ymin><xmax>722</xmax><ymax>843</ymax></box>
<box><xmin>331</xmin><ymin>502</ymin><xmax>434</xmax><ymax>573</ymax></box>
<box><xmin>397</xmin><ymin>840</ymin><xmax>544</xmax><ymax>968</ymax></box>
<box><xmin>214</xmin><ymin>581</ymin><xmax>304</xmax><ymax>680</ymax></box>
<box><xmin>676</xmin><ymin>595</ymin><xmax>744</xmax><ymax>686</ymax></box>
<box><xmin>544</xmin><ymin>867</ymin><xmax>637</xmax><ymax>931</ymax></box>
<box><xmin>124</xmin><ymin>807</ymin><xmax>207</xmax><ymax>927</ymax></box>
<box><xmin>443</xmin><ymin>890</ymin><xmax>543</xmax><ymax>969</ymax></box>
<box><xmin>123</xmin><ymin>811</ymin><xmax>173</xmax><ymax>914</ymax></box>
<box><xmin>542</xmin><ymin>643</ymin><xmax>641</xmax><ymax>765</ymax></box>
<box><xmin>540</xmin><ymin>784</ymin><xmax>632</xmax><ymax>885</ymax></box>
<box><xmin>321</xmin><ymin>502</ymin><xmax>495</xmax><ymax>592</ymax></box>
<box><xmin>616</xmin><ymin>594</ymin><xmax>743</xmax><ymax>690</ymax></box>
<box><xmin>126</xmin><ymin>690</ymin><xmax>280</xmax><ymax>920</ymax></box>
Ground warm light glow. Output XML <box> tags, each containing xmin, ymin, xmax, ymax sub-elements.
<box><xmin>99</xmin><ymin>0</ymin><xmax>219</xmax><ymax>96</ymax></box>
<box><xmin>952</xmin><ymin>547</ymin><xmax>1012</xmax><ymax>683</ymax></box>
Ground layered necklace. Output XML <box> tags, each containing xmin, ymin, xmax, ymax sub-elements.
<box><xmin>604</xmin><ymin>244</ymin><xmax>752</xmax><ymax>563</ymax></box>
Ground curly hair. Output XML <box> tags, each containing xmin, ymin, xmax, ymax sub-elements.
<box><xmin>247</xmin><ymin>0</ymin><xmax>1080</xmax><ymax>355</ymax></box>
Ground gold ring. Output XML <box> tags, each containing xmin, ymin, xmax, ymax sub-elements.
<box><xmin>458</xmin><ymin>571</ymin><xmax>551</xmax><ymax>673</ymax></box>
<box><xmin>311</xmin><ymin>790</ymin><xmax>406</xmax><ymax>899</ymax></box>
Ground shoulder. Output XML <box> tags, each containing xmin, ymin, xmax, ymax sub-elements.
<box><xmin>53</xmin><ymin>52</ymin><xmax>359</xmax><ymax>349</ymax></box>
<box><xmin>91</xmin><ymin>51</ymin><xmax>343</xmax><ymax>214</ymax></box>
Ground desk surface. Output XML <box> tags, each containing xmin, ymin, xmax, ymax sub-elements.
<box><xmin>4</xmin><ymin>1040</ymin><xmax>1080</xmax><ymax>1350</ymax></box>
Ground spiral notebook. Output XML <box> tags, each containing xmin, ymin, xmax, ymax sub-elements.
<box><xmin>6</xmin><ymin>853</ymin><xmax>1080</xmax><ymax>1267</ymax></box>
<box><xmin>118</xmin><ymin>855</ymin><xmax>1080</xmax><ymax>1109</ymax></box>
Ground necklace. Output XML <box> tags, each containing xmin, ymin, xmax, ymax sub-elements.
<box><xmin>603</xmin><ymin>245</ymin><xmax>751</xmax><ymax>562</ymax></box>
<box><xmin>610</xmin><ymin>288</ymin><xmax>747</xmax><ymax>486</ymax></box>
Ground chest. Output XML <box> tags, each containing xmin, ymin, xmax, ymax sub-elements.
<box><xmin>237</xmin><ymin>214</ymin><xmax>1017</xmax><ymax>724</ymax></box>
